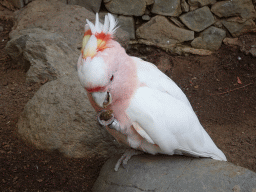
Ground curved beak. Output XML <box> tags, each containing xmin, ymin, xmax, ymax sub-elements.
<box><xmin>91</xmin><ymin>91</ymin><xmax>112</xmax><ymax>108</ymax></box>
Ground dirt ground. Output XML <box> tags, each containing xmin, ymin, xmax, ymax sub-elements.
<box><xmin>0</xmin><ymin>13</ymin><xmax>256</xmax><ymax>192</ymax></box>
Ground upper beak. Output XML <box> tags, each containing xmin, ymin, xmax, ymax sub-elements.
<box><xmin>91</xmin><ymin>91</ymin><xmax>112</xmax><ymax>108</ymax></box>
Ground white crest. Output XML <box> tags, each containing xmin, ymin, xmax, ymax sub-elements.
<box><xmin>86</xmin><ymin>13</ymin><xmax>118</xmax><ymax>35</ymax></box>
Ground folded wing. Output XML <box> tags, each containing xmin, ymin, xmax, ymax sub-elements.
<box><xmin>132</xmin><ymin>56</ymin><xmax>193</xmax><ymax>109</ymax></box>
<box><xmin>126</xmin><ymin>86</ymin><xmax>227</xmax><ymax>161</ymax></box>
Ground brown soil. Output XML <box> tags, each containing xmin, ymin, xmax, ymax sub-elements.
<box><xmin>1</xmin><ymin>15</ymin><xmax>255</xmax><ymax>192</ymax></box>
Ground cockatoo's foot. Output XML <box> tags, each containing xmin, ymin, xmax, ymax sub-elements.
<box><xmin>114</xmin><ymin>149</ymin><xmax>143</xmax><ymax>171</ymax></box>
<box><xmin>97</xmin><ymin>110</ymin><xmax>122</xmax><ymax>131</ymax></box>
<box><xmin>97</xmin><ymin>110</ymin><xmax>115</xmax><ymax>127</ymax></box>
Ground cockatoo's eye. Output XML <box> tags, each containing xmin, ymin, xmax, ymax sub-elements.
<box><xmin>110</xmin><ymin>75</ymin><xmax>114</xmax><ymax>81</ymax></box>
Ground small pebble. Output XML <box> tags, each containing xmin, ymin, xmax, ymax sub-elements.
<box><xmin>142</xmin><ymin>15</ymin><xmax>150</xmax><ymax>21</ymax></box>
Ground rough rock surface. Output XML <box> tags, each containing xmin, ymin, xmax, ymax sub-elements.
<box><xmin>135</xmin><ymin>39</ymin><xmax>212</xmax><ymax>55</ymax></box>
<box><xmin>145</xmin><ymin>0</ymin><xmax>154</xmax><ymax>5</ymax></box>
<box><xmin>9</xmin><ymin>0</ymin><xmax>129</xmax><ymax>51</ymax></box>
<box><xmin>174</xmin><ymin>45</ymin><xmax>213</xmax><ymax>55</ymax></box>
<box><xmin>211</xmin><ymin>0</ymin><xmax>256</xmax><ymax>19</ymax></box>
<box><xmin>151</xmin><ymin>0</ymin><xmax>182</xmax><ymax>16</ymax></box>
<box><xmin>188</xmin><ymin>0</ymin><xmax>216</xmax><ymax>6</ymax></box>
<box><xmin>179</xmin><ymin>6</ymin><xmax>215</xmax><ymax>32</ymax></box>
<box><xmin>170</xmin><ymin>17</ymin><xmax>185</xmax><ymax>28</ymax></box>
<box><xmin>118</xmin><ymin>16</ymin><xmax>135</xmax><ymax>40</ymax></box>
<box><xmin>222</xmin><ymin>18</ymin><xmax>256</xmax><ymax>37</ymax></box>
<box><xmin>223</xmin><ymin>35</ymin><xmax>256</xmax><ymax>57</ymax></box>
<box><xmin>10</xmin><ymin>0</ymin><xmax>94</xmax><ymax>50</ymax></box>
<box><xmin>93</xmin><ymin>154</ymin><xmax>256</xmax><ymax>192</ymax></box>
<box><xmin>0</xmin><ymin>3</ymin><xmax>14</xmax><ymax>20</ymax></box>
<box><xmin>5</xmin><ymin>28</ymin><xmax>77</xmax><ymax>83</ymax></box>
<box><xmin>191</xmin><ymin>26</ymin><xmax>226</xmax><ymax>51</ymax></box>
<box><xmin>239</xmin><ymin>34</ymin><xmax>256</xmax><ymax>57</ymax></box>
<box><xmin>136</xmin><ymin>15</ymin><xmax>194</xmax><ymax>46</ymax></box>
<box><xmin>8</xmin><ymin>0</ymin><xmax>24</xmax><ymax>9</ymax></box>
<box><xmin>68</xmin><ymin>0</ymin><xmax>102</xmax><ymax>13</ymax></box>
<box><xmin>104</xmin><ymin>0</ymin><xmax>146</xmax><ymax>16</ymax></box>
<box><xmin>181</xmin><ymin>0</ymin><xmax>189</xmax><ymax>12</ymax></box>
<box><xmin>18</xmin><ymin>71</ymin><xmax>127</xmax><ymax>158</ymax></box>
<box><xmin>142</xmin><ymin>14</ymin><xmax>150</xmax><ymax>21</ymax></box>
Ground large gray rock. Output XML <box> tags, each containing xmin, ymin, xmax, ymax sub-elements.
<box><xmin>211</xmin><ymin>0</ymin><xmax>256</xmax><ymax>19</ymax></box>
<box><xmin>5</xmin><ymin>28</ymin><xmax>77</xmax><ymax>83</ymax></box>
<box><xmin>222</xmin><ymin>17</ymin><xmax>256</xmax><ymax>37</ymax></box>
<box><xmin>93</xmin><ymin>154</ymin><xmax>256</xmax><ymax>192</ymax></box>
<box><xmin>18</xmin><ymin>71</ymin><xmax>126</xmax><ymax>158</ymax></box>
<box><xmin>104</xmin><ymin>0</ymin><xmax>146</xmax><ymax>16</ymax></box>
<box><xmin>188</xmin><ymin>0</ymin><xmax>216</xmax><ymax>6</ymax></box>
<box><xmin>68</xmin><ymin>0</ymin><xmax>102</xmax><ymax>13</ymax></box>
<box><xmin>10</xmin><ymin>0</ymin><xmax>95</xmax><ymax>51</ymax></box>
<box><xmin>151</xmin><ymin>0</ymin><xmax>182</xmax><ymax>17</ymax></box>
<box><xmin>191</xmin><ymin>26</ymin><xmax>226</xmax><ymax>51</ymax></box>
<box><xmin>10</xmin><ymin>0</ymin><xmax>129</xmax><ymax>51</ymax></box>
<box><xmin>136</xmin><ymin>15</ymin><xmax>194</xmax><ymax>46</ymax></box>
<box><xmin>180</xmin><ymin>6</ymin><xmax>215</xmax><ymax>32</ymax></box>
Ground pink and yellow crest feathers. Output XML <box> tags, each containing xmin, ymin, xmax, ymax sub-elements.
<box><xmin>82</xmin><ymin>13</ymin><xmax>118</xmax><ymax>59</ymax></box>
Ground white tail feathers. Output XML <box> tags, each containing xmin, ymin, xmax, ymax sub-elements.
<box><xmin>85</xmin><ymin>13</ymin><xmax>118</xmax><ymax>35</ymax></box>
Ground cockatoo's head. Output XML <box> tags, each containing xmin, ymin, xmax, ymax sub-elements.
<box><xmin>77</xmin><ymin>13</ymin><xmax>137</xmax><ymax>109</ymax></box>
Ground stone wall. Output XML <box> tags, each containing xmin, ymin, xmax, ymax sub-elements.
<box><xmin>7</xmin><ymin>0</ymin><xmax>256</xmax><ymax>54</ymax></box>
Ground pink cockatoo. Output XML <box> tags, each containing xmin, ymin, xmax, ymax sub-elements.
<box><xmin>77</xmin><ymin>13</ymin><xmax>227</xmax><ymax>171</ymax></box>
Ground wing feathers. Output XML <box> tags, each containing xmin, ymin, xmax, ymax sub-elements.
<box><xmin>132</xmin><ymin>122</ymin><xmax>155</xmax><ymax>144</ymax></box>
<box><xmin>126</xmin><ymin>87</ymin><xmax>227</xmax><ymax>161</ymax></box>
<box><xmin>131</xmin><ymin>56</ymin><xmax>193</xmax><ymax>109</ymax></box>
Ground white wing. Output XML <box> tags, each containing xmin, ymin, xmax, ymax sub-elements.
<box><xmin>126</xmin><ymin>86</ymin><xmax>227</xmax><ymax>161</ymax></box>
<box><xmin>131</xmin><ymin>56</ymin><xmax>193</xmax><ymax>109</ymax></box>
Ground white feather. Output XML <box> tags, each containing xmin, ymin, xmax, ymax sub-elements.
<box><xmin>78</xmin><ymin>56</ymin><xmax>108</xmax><ymax>88</ymax></box>
<box><xmin>132</xmin><ymin>122</ymin><xmax>155</xmax><ymax>144</ymax></box>
<box><xmin>108</xmin><ymin>13</ymin><xmax>118</xmax><ymax>34</ymax></box>
<box><xmin>95</xmin><ymin>13</ymin><xmax>101</xmax><ymax>33</ymax></box>
<box><xmin>84</xmin><ymin>24</ymin><xmax>90</xmax><ymax>32</ymax></box>
<box><xmin>126</xmin><ymin>87</ymin><xmax>227</xmax><ymax>161</ymax></box>
<box><xmin>131</xmin><ymin>56</ymin><xmax>193</xmax><ymax>109</ymax></box>
<box><xmin>85</xmin><ymin>13</ymin><xmax>118</xmax><ymax>35</ymax></box>
<box><xmin>103</xmin><ymin>15</ymin><xmax>110</xmax><ymax>34</ymax></box>
<box><xmin>86</xmin><ymin>19</ymin><xmax>96</xmax><ymax>34</ymax></box>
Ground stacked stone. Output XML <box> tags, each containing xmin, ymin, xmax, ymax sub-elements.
<box><xmin>8</xmin><ymin>0</ymin><xmax>256</xmax><ymax>53</ymax></box>
<box><xmin>101</xmin><ymin>0</ymin><xmax>256</xmax><ymax>53</ymax></box>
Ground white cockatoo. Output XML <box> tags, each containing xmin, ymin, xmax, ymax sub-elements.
<box><xmin>77</xmin><ymin>13</ymin><xmax>227</xmax><ymax>171</ymax></box>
